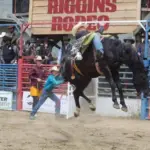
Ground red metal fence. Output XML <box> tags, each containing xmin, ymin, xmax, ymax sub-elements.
<box><xmin>17</xmin><ymin>57</ymin><xmax>68</xmax><ymax>110</ymax></box>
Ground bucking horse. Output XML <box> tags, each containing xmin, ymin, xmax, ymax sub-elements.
<box><xmin>60</xmin><ymin>33</ymin><xmax>149</xmax><ymax>117</ymax></box>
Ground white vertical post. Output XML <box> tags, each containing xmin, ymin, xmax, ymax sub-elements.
<box><xmin>66</xmin><ymin>82</ymin><xmax>75</xmax><ymax>119</ymax></box>
<box><xmin>95</xmin><ymin>77</ymin><xmax>99</xmax><ymax>114</ymax></box>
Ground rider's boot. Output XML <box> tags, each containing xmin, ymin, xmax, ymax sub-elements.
<box><xmin>95</xmin><ymin>50</ymin><xmax>104</xmax><ymax>74</ymax></box>
<box><xmin>95</xmin><ymin>49</ymin><xmax>104</xmax><ymax>64</ymax></box>
<box><xmin>96</xmin><ymin>50</ymin><xmax>104</xmax><ymax>61</ymax></box>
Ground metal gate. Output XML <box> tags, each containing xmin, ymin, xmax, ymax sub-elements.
<box><xmin>0</xmin><ymin>64</ymin><xmax>18</xmax><ymax>110</ymax></box>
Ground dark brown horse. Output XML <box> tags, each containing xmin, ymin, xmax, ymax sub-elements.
<box><xmin>61</xmin><ymin>38</ymin><xmax>149</xmax><ymax>117</ymax></box>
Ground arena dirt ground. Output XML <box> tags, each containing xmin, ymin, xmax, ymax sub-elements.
<box><xmin>0</xmin><ymin>110</ymin><xmax>150</xmax><ymax>150</ymax></box>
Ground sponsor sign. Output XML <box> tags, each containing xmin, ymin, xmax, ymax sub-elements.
<box><xmin>0</xmin><ymin>91</ymin><xmax>13</xmax><ymax>110</ymax></box>
<box><xmin>22</xmin><ymin>91</ymin><xmax>68</xmax><ymax>115</ymax></box>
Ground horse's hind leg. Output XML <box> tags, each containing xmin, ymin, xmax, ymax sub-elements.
<box><xmin>101</xmin><ymin>66</ymin><xmax>120</xmax><ymax>109</ymax></box>
<box><xmin>111</xmin><ymin>69</ymin><xmax>128</xmax><ymax>112</ymax></box>
<box><xmin>80</xmin><ymin>92</ymin><xmax>96</xmax><ymax>111</ymax></box>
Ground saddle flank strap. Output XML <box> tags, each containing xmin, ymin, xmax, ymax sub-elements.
<box><xmin>73</xmin><ymin>61</ymin><xmax>84</xmax><ymax>76</ymax></box>
<box><xmin>71</xmin><ymin>59</ymin><xmax>84</xmax><ymax>80</ymax></box>
<box><xmin>71</xmin><ymin>59</ymin><xmax>76</xmax><ymax>80</ymax></box>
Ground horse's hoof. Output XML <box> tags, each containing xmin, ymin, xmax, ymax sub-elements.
<box><xmin>90</xmin><ymin>107</ymin><xmax>96</xmax><ymax>111</ymax></box>
<box><xmin>121</xmin><ymin>106</ymin><xmax>128</xmax><ymax>112</ymax></box>
<box><xmin>113</xmin><ymin>104</ymin><xmax>120</xmax><ymax>109</ymax></box>
<box><xmin>74</xmin><ymin>112</ymin><xmax>79</xmax><ymax>117</ymax></box>
<box><xmin>89</xmin><ymin>104</ymin><xmax>96</xmax><ymax>111</ymax></box>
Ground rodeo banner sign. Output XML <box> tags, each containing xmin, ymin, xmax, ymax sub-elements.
<box><xmin>29</xmin><ymin>0</ymin><xmax>140</xmax><ymax>34</ymax></box>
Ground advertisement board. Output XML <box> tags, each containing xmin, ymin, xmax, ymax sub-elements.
<box><xmin>22</xmin><ymin>91</ymin><xmax>69</xmax><ymax>115</ymax></box>
<box><xmin>0</xmin><ymin>91</ymin><xmax>13</xmax><ymax>110</ymax></box>
<box><xmin>29</xmin><ymin>0</ymin><xmax>141</xmax><ymax>35</ymax></box>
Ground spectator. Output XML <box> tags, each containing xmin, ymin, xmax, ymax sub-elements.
<box><xmin>36</xmin><ymin>38</ymin><xmax>54</xmax><ymax>64</ymax></box>
<box><xmin>7</xmin><ymin>26</ymin><xmax>20</xmax><ymax>45</ymax></box>
<box><xmin>124</xmin><ymin>37</ymin><xmax>135</xmax><ymax>45</ymax></box>
<box><xmin>57</xmin><ymin>48</ymin><xmax>62</xmax><ymax>64</ymax></box>
<box><xmin>136</xmin><ymin>35</ymin><xmax>144</xmax><ymax>58</ymax></box>
<box><xmin>0</xmin><ymin>33</ymin><xmax>17</xmax><ymax>64</ymax></box>
<box><xmin>28</xmin><ymin>38</ymin><xmax>37</xmax><ymax>57</ymax></box>
<box><xmin>29</xmin><ymin>55</ymin><xmax>46</xmax><ymax>110</ymax></box>
<box><xmin>22</xmin><ymin>37</ymin><xmax>60</xmax><ymax>64</ymax></box>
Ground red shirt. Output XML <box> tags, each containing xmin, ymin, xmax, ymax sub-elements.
<box><xmin>29</xmin><ymin>65</ymin><xmax>46</xmax><ymax>90</ymax></box>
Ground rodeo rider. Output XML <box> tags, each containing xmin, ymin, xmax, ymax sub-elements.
<box><xmin>72</xmin><ymin>22</ymin><xmax>105</xmax><ymax>68</ymax></box>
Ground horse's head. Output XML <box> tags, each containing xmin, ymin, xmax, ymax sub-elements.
<box><xmin>59</xmin><ymin>43</ymin><xmax>74</xmax><ymax>81</ymax></box>
<box><xmin>123</xmin><ymin>43</ymin><xmax>149</xmax><ymax>97</ymax></box>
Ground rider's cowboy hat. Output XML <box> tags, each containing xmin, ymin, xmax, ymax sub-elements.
<box><xmin>72</xmin><ymin>22</ymin><xmax>88</xmax><ymax>36</ymax></box>
<box><xmin>35</xmin><ymin>55</ymin><xmax>42</xmax><ymax>61</ymax></box>
<box><xmin>50</xmin><ymin>66</ymin><xmax>59</xmax><ymax>72</ymax></box>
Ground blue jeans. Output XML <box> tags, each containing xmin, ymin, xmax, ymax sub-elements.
<box><xmin>30</xmin><ymin>90</ymin><xmax>60</xmax><ymax>116</ymax></box>
<box><xmin>92</xmin><ymin>33</ymin><xmax>104</xmax><ymax>53</ymax></box>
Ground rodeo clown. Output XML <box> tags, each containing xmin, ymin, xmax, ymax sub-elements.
<box><xmin>71</xmin><ymin>22</ymin><xmax>105</xmax><ymax>67</ymax></box>
<box><xmin>30</xmin><ymin>66</ymin><xmax>65</xmax><ymax>120</ymax></box>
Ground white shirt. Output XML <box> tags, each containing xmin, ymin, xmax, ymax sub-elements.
<box><xmin>57</xmin><ymin>48</ymin><xmax>62</xmax><ymax>64</ymax></box>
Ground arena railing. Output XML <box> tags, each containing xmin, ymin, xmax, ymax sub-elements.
<box><xmin>0</xmin><ymin>64</ymin><xmax>18</xmax><ymax>110</ymax></box>
<box><xmin>17</xmin><ymin>56</ymin><xmax>68</xmax><ymax>110</ymax></box>
<box><xmin>98</xmin><ymin>65</ymin><xmax>137</xmax><ymax>99</ymax></box>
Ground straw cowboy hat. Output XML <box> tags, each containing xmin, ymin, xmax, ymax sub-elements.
<box><xmin>72</xmin><ymin>22</ymin><xmax>88</xmax><ymax>36</ymax></box>
<box><xmin>35</xmin><ymin>55</ymin><xmax>42</xmax><ymax>61</ymax></box>
<box><xmin>50</xmin><ymin>66</ymin><xmax>59</xmax><ymax>72</ymax></box>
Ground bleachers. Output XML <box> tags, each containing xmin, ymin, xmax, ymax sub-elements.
<box><xmin>98</xmin><ymin>65</ymin><xmax>137</xmax><ymax>99</ymax></box>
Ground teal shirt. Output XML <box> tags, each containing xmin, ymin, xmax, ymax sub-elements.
<box><xmin>44</xmin><ymin>75</ymin><xmax>64</xmax><ymax>92</ymax></box>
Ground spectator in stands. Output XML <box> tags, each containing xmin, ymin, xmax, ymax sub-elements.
<box><xmin>136</xmin><ymin>35</ymin><xmax>144</xmax><ymax>58</ymax></box>
<box><xmin>36</xmin><ymin>38</ymin><xmax>55</xmax><ymax>64</ymax></box>
<box><xmin>124</xmin><ymin>37</ymin><xmax>135</xmax><ymax>45</ymax></box>
<box><xmin>57</xmin><ymin>48</ymin><xmax>62</xmax><ymax>64</ymax></box>
<box><xmin>29</xmin><ymin>55</ymin><xmax>46</xmax><ymax>110</ymax></box>
<box><xmin>0</xmin><ymin>33</ymin><xmax>17</xmax><ymax>64</ymax></box>
<box><xmin>30</xmin><ymin>66</ymin><xmax>65</xmax><ymax>120</ymax></box>
<box><xmin>22</xmin><ymin>37</ymin><xmax>59</xmax><ymax>64</ymax></box>
<box><xmin>8</xmin><ymin>26</ymin><xmax>20</xmax><ymax>45</ymax></box>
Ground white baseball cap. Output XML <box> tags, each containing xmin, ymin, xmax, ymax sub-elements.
<box><xmin>50</xmin><ymin>66</ymin><xmax>59</xmax><ymax>72</ymax></box>
<box><xmin>35</xmin><ymin>55</ymin><xmax>42</xmax><ymax>61</ymax></box>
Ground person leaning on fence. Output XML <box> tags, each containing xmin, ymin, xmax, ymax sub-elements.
<box><xmin>29</xmin><ymin>55</ymin><xmax>46</xmax><ymax>110</ymax></box>
<box><xmin>30</xmin><ymin>66</ymin><xmax>65</xmax><ymax>120</ymax></box>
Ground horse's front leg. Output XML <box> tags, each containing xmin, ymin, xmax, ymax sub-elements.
<box><xmin>101</xmin><ymin>66</ymin><xmax>120</xmax><ymax>109</ymax></box>
<box><xmin>80</xmin><ymin>92</ymin><xmax>96</xmax><ymax>111</ymax></box>
<box><xmin>111</xmin><ymin>69</ymin><xmax>128</xmax><ymax>112</ymax></box>
<box><xmin>73</xmin><ymin>89</ymin><xmax>81</xmax><ymax>117</ymax></box>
